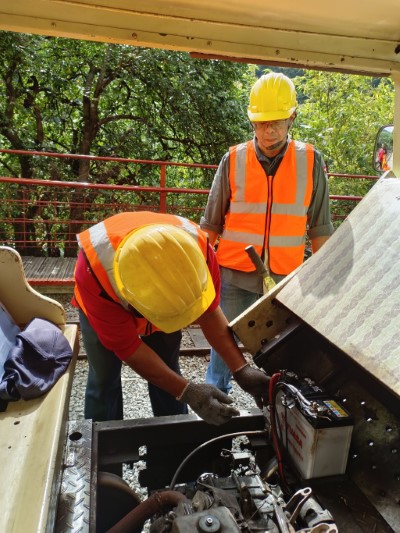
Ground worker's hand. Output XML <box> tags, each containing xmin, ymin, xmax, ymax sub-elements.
<box><xmin>233</xmin><ymin>364</ymin><xmax>270</xmax><ymax>410</ymax></box>
<box><xmin>178</xmin><ymin>382</ymin><xmax>240</xmax><ymax>425</ymax></box>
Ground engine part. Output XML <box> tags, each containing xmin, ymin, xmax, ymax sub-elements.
<box><xmin>146</xmin><ymin>445</ymin><xmax>336</xmax><ymax>533</ymax></box>
<box><xmin>103</xmin><ymin>374</ymin><xmax>345</xmax><ymax>532</ymax></box>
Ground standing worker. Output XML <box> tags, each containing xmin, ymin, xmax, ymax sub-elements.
<box><xmin>200</xmin><ymin>72</ymin><xmax>334</xmax><ymax>394</ymax></box>
<box><xmin>72</xmin><ymin>211</ymin><xmax>270</xmax><ymax>424</ymax></box>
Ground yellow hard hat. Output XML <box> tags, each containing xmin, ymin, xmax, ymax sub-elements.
<box><xmin>113</xmin><ymin>224</ymin><xmax>216</xmax><ymax>333</ymax></box>
<box><xmin>247</xmin><ymin>73</ymin><xmax>298</xmax><ymax>122</ymax></box>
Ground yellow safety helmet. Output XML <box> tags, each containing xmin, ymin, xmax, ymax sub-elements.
<box><xmin>113</xmin><ymin>224</ymin><xmax>216</xmax><ymax>333</ymax></box>
<box><xmin>247</xmin><ymin>72</ymin><xmax>298</xmax><ymax>122</ymax></box>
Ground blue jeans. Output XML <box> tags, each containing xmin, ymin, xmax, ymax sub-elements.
<box><xmin>205</xmin><ymin>281</ymin><xmax>261</xmax><ymax>394</ymax></box>
<box><xmin>80</xmin><ymin>310</ymin><xmax>188</xmax><ymax>421</ymax></box>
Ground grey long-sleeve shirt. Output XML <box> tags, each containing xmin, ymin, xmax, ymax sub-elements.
<box><xmin>200</xmin><ymin>137</ymin><xmax>334</xmax><ymax>293</ymax></box>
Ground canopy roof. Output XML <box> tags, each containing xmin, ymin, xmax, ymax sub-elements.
<box><xmin>1</xmin><ymin>0</ymin><xmax>400</xmax><ymax>75</ymax></box>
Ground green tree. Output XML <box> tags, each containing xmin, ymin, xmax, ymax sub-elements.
<box><xmin>290</xmin><ymin>70</ymin><xmax>393</xmax><ymax>223</ymax></box>
<box><xmin>292</xmin><ymin>71</ymin><xmax>393</xmax><ymax>176</ymax></box>
<box><xmin>0</xmin><ymin>33</ymin><xmax>252</xmax><ymax>183</ymax></box>
<box><xmin>0</xmin><ymin>34</ymin><xmax>395</xmax><ymax>254</ymax></box>
<box><xmin>0</xmin><ymin>33</ymin><xmax>253</xmax><ymax>254</ymax></box>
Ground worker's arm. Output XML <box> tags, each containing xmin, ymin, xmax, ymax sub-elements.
<box><xmin>124</xmin><ymin>342</ymin><xmax>187</xmax><ymax>397</ymax></box>
<box><xmin>311</xmin><ymin>234</ymin><xmax>330</xmax><ymax>253</ymax></box>
<box><xmin>203</xmin><ymin>228</ymin><xmax>219</xmax><ymax>248</ymax></box>
<box><xmin>307</xmin><ymin>150</ymin><xmax>334</xmax><ymax>248</ymax></box>
<box><xmin>197</xmin><ymin>306</ymin><xmax>270</xmax><ymax>409</ymax></box>
<box><xmin>196</xmin><ymin>306</ymin><xmax>246</xmax><ymax>372</ymax></box>
<box><xmin>200</xmin><ymin>152</ymin><xmax>231</xmax><ymax>245</ymax></box>
<box><xmin>125</xmin><ymin>338</ymin><xmax>240</xmax><ymax>425</ymax></box>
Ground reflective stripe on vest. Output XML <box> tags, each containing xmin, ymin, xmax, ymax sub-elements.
<box><xmin>216</xmin><ymin>139</ymin><xmax>314</xmax><ymax>275</ymax></box>
<box><xmin>75</xmin><ymin>212</ymin><xmax>208</xmax><ymax>309</ymax></box>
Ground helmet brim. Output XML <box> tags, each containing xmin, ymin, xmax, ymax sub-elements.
<box><xmin>248</xmin><ymin>106</ymin><xmax>297</xmax><ymax>122</ymax></box>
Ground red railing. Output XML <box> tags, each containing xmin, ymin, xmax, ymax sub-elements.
<box><xmin>0</xmin><ymin>149</ymin><xmax>379</xmax><ymax>255</ymax></box>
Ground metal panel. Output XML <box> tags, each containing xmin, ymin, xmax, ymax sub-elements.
<box><xmin>277</xmin><ymin>176</ymin><xmax>400</xmax><ymax>398</ymax></box>
<box><xmin>93</xmin><ymin>410</ymin><xmax>265</xmax><ymax>491</ymax></box>
<box><xmin>0</xmin><ymin>0</ymin><xmax>400</xmax><ymax>74</ymax></box>
<box><xmin>230</xmin><ymin>275</ymin><xmax>297</xmax><ymax>356</ymax></box>
<box><xmin>55</xmin><ymin>420</ymin><xmax>93</xmax><ymax>533</ymax></box>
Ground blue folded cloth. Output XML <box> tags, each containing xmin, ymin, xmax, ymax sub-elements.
<box><xmin>0</xmin><ymin>303</ymin><xmax>21</xmax><ymax>382</ymax></box>
<box><xmin>0</xmin><ymin>317</ymin><xmax>72</xmax><ymax>407</ymax></box>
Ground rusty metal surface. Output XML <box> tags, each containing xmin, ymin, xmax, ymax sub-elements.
<box><xmin>277</xmin><ymin>177</ymin><xmax>400</xmax><ymax>398</ymax></box>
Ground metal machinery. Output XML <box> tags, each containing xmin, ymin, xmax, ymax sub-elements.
<box><xmin>55</xmin><ymin>176</ymin><xmax>400</xmax><ymax>532</ymax></box>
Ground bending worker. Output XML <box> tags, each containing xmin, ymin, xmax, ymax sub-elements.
<box><xmin>200</xmin><ymin>72</ymin><xmax>334</xmax><ymax>395</ymax></box>
<box><xmin>72</xmin><ymin>211</ymin><xmax>270</xmax><ymax>424</ymax></box>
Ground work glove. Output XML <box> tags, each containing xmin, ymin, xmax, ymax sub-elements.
<box><xmin>233</xmin><ymin>364</ymin><xmax>270</xmax><ymax>410</ymax></box>
<box><xmin>178</xmin><ymin>382</ymin><xmax>240</xmax><ymax>425</ymax></box>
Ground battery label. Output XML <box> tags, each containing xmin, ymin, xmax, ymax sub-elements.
<box><xmin>324</xmin><ymin>400</ymin><xmax>350</xmax><ymax>418</ymax></box>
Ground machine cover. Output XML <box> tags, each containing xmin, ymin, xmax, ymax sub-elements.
<box><xmin>277</xmin><ymin>177</ymin><xmax>400</xmax><ymax>398</ymax></box>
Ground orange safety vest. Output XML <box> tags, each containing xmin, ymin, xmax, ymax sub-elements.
<box><xmin>74</xmin><ymin>212</ymin><xmax>209</xmax><ymax>330</ymax></box>
<box><xmin>216</xmin><ymin>140</ymin><xmax>314</xmax><ymax>275</ymax></box>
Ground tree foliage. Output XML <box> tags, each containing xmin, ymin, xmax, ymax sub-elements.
<box><xmin>292</xmin><ymin>71</ymin><xmax>393</xmax><ymax>176</ymax></box>
<box><xmin>289</xmin><ymin>70</ymin><xmax>393</xmax><ymax>224</ymax></box>
<box><xmin>0</xmin><ymin>32</ymin><xmax>395</xmax><ymax>254</ymax></box>
<box><xmin>0</xmin><ymin>32</ymin><xmax>252</xmax><ymax>186</ymax></box>
<box><xmin>0</xmin><ymin>32</ymin><xmax>253</xmax><ymax>254</ymax></box>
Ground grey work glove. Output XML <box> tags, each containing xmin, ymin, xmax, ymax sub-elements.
<box><xmin>178</xmin><ymin>382</ymin><xmax>240</xmax><ymax>425</ymax></box>
<box><xmin>233</xmin><ymin>364</ymin><xmax>270</xmax><ymax>410</ymax></box>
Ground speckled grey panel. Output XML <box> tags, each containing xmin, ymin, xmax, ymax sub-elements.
<box><xmin>277</xmin><ymin>177</ymin><xmax>400</xmax><ymax>397</ymax></box>
<box><xmin>55</xmin><ymin>419</ymin><xmax>92</xmax><ymax>532</ymax></box>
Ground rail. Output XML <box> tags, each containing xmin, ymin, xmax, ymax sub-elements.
<box><xmin>0</xmin><ymin>149</ymin><xmax>379</xmax><ymax>257</ymax></box>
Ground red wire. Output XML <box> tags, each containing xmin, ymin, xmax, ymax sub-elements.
<box><xmin>268</xmin><ymin>372</ymin><xmax>287</xmax><ymax>484</ymax></box>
